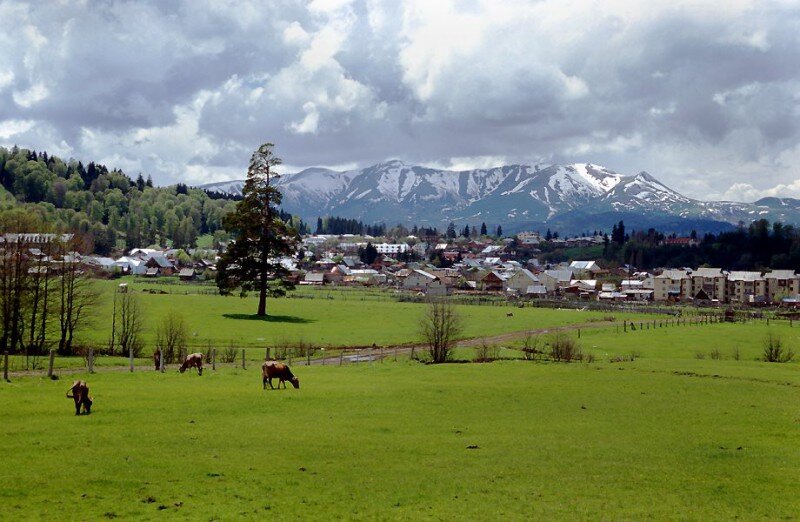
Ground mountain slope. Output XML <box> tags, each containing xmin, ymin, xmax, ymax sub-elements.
<box><xmin>199</xmin><ymin>161</ymin><xmax>798</xmax><ymax>233</ymax></box>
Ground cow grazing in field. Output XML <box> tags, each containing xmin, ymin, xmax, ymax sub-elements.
<box><xmin>262</xmin><ymin>361</ymin><xmax>299</xmax><ymax>389</ymax></box>
<box><xmin>66</xmin><ymin>380</ymin><xmax>92</xmax><ymax>415</ymax></box>
<box><xmin>153</xmin><ymin>349</ymin><xmax>162</xmax><ymax>371</ymax></box>
<box><xmin>506</xmin><ymin>312</ymin><xmax>514</xmax><ymax>317</ymax></box>
<box><xmin>179</xmin><ymin>353</ymin><xmax>204</xmax><ymax>375</ymax></box>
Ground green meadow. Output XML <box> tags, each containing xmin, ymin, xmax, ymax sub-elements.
<box><xmin>79</xmin><ymin>278</ymin><xmax>657</xmax><ymax>350</ymax></box>
<box><xmin>4</xmin><ymin>284</ymin><xmax>800</xmax><ymax>519</ymax></box>
<box><xmin>2</xmin><ymin>357</ymin><xmax>799</xmax><ymax>519</ymax></box>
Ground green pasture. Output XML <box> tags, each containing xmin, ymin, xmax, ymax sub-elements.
<box><xmin>80</xmin><ymin>278</ymin><xmax>656</xmax><ymax>351</ymax></box>
<box><xmin>2</xmin><ymin>358</ymin><xmax>799</xmax><ymax>519</ymax></box>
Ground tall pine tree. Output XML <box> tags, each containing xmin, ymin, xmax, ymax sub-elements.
<box><xmin>216</xmin><ymin>143</ymin><xmax>299</xmax><ymax>316</ymax></box>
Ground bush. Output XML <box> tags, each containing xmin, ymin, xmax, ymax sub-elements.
<box><xmin>762</xmin><ymin>334</ymin><xmax>794</xmax><ymax>363</ymax></box>
<box><xmin>709</xmin><ymin>348</ymin><xmax>723</xmax><ymax>360</ymax></box>
<box><xmin>475</xmin><ymin>339</ymin><xmax>500</xmax><ymax>362</ymax></box>
<box><xmin>695</xmin><ymin>351</ymin><xmax>706</xmax><ymax>360</ymax></box>
<box><xmin>549</xmin><ymin>333</ymin><xmax>581</xmax><ymax>362</ymax></box>
<box><xmin>520</xmin><ymin>332</ymin><xmax>542</xmax><ymax>361</ymax></box>
<box><xmin>221</xmin><ymin>343</ymin><xmax>238</xmax><ymax>363</ymax></box>
<box><xmin>731</xmin><ymin>347</ymin><xmax>741</xmax><ymax>361</ymax></box>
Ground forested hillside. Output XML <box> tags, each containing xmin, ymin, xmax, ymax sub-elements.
<box><xmin>0</xmin><ymin>146</ymin><xmax>305</xmax><ymax>254</ymax></box>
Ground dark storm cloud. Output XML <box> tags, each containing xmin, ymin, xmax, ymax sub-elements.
<box><xmin>0</xmin><ymin>0</ymin><xmax>798</xmax><ymax>200</ymax></box>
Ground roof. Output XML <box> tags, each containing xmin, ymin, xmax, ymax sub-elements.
<box><xmin>146</xmin><ymin>253</ymin><xmax>173</xmax><ymax>268</ymax></box>
<box><xmin>543</xmin><ymin>269</ymin><xmax>573</xmax><ymax>282</ymax></box>
<box><xmin>692</xmin><ymin>267</ymin><xmax>725</xmax><ymax>278</ymax></box>
<box><xmin>509</xmin><ymin>268</ymin><xmax>539</xmax><ymax>282</ymax></box>
<box><xmin>569</xmin><ymin>260</ymin><xmax>599</xmax><ymax>270</ymax></box>
<box><xmin>765</xmin><ymin>270</ymin><xmax>798</xmax><ymax>279</ymax></box>
<box><xmin>304</xmin><ymin>273</ymin><xmax>325</xmax><ymax>282</ymax></box>
<box><xmin>727</xmin><ymin>271</ymin><xmax>764</xmax><ymax>282</ymax></box>
<box><xmin>178</xmin><ymin>268</ymin><xmax>196</xmax><ymax>277</ymax></box>
<box><xmin>656</xmin><ymin>269</ymin><xmax>690</xmax><ymax>280</ymax></box>
<box><xmin>412</xmin><ymin>269</ymin><xmax>437</xmax><ymax>280</ymax></box>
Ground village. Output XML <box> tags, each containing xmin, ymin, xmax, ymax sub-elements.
<box><xmin>17</xmin><ymin>229</ymin><xmax>797</xmax><ymax>308</ymax></box>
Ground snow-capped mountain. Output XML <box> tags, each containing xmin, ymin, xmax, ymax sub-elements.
<box><xmin>199</xmin><ymin>161</ymin><xmax>799</xmax><ymax>233</ymax></box>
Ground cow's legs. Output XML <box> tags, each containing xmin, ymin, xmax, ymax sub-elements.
<box><xmin>268</xmin><ymin>377</ymin><xmax>275</xmax><ymax>389</ymax></box>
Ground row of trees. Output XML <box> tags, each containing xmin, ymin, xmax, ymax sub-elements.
<box><xmin>0</xmin><ymin>146</ymin><xmax>242</xmax><ymax>254</ymax></box>
<box><xmin>0</xmin><ymin>212</ymin><xmax>97</xmax><ymax>357</ymax></box>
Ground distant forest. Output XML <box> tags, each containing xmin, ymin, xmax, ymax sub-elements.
<box><xmin>0</xmin><ymin>146</ymin><xmax>309</xmax><ymax>254</ymax></box>
<box><xmin>537</xmin><ymin>219</ymin><xmax>800</xmax><ymax>271</ymax></box>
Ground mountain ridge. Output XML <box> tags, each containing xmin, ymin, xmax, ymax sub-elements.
<box><xmin>199</xmin><ymin>161</ymin><xmax>800</xmax><ymax>234</ymax></box>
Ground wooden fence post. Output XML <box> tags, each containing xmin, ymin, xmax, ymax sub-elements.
<box><xmin>380</xmin><ymin>346</ymin><xmax>383</xmax><ymax>362</ymax></box>
<box><xmin>241</xmin><ymin>349</ymin><xmax>246</xmax><ymax>370</ymax></box>
<box><xmin>88</xmin><ymin>348</ymin><xmax>94</xmax><ymax>374</ymax></box>
<box><xmin>47</xmin><ymin>349</ymin><xmax>55</xmax><ymax>378</ymax></box>
<box><xmin>623</xmin><ymin>320</ymin><xmax>627</xmax><ymax>332</ymax></box>
<box><xmin>265</xmin><ymin>347</ymin><xmax>270</xmax><ymax>361</ymax></box>
<box><xmin>306</xmin><ymin>346</ymin><xmax>311</xmax><ymax>366</ymax></box>
<box><xmin>577</xmin><ymin>329</ymin><xmax>581</xmax><ymax>339</ymax></box>
<box><xmin>159</xmin><ymin>348</ymin><xmax>165</xmax><ymax>373</ymax></box>
<box><xmin>3</xmin><ymin>351</ymin><xmax>8</xmax><ymax>381</ymax></box>
<box><xmin>339</xmin><ymin>349</ymin><xmax>344</xmax><ymax>366</ymax></box>
<box><xmin>211</xmin><ymin>348</ymin><xmax>216</xmax><ymax>371</ymax></box>
<box><xmin>394</xmin><ymin>346</ymin><xmax>398</xmax><ymax>361</ymax></box>
<box><xmin>129</xmin><ymin>347</ymin><xmax>134</xmax><ymax>373</ymax></box>
<box><xmin>411</xmin><ymin>346</ymin><xmax>416</xmax><ymax>360</ymax></box>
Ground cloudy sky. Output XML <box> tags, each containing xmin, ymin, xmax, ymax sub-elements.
<box><xmin>0</xmin><ymin>0</ymin><xmax>798</xmax><ymax>201</ymax></box>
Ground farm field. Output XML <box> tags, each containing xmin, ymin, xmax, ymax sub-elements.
<box><xmin>79</xmin><ymin>278</ymin><xmax>660</xmax><ymax>350</ymax></box>
<box><xmin>2</xmin><ymin>357</ymin><xmax>799</xmax><ymax>519</ymax></box>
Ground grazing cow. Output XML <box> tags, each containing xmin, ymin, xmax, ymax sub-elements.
<box><xmin>153</xmin><ymin>349</ymin><xmax>162</xmax><ymax>371</ymax></box>
<box><xmin>506</xmin><ymin>312</ymin><xmax>514</xmax><ymax>317</ymax></box>
<box><xmin>66</xmin><ymin>380</ymin><xmax>92</xmax><ymax>415</ymax></box>
<box><xmin>262</xmin><ymin>361</ymin><xmax>299</xmax><ymax>389</ymax></box>
<box><xmin>179</xmin><ymin>353</ymin><xmax>204</xmax><ymax>375</ymax></box>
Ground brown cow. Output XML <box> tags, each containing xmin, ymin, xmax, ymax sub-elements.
<box><xmin>262</xmin><ymin>361</ymin><xmax>299</xmax><ymax>389</ymax></box>
<box><xmin>179</xmin><ymin>353</ymin><xmax>204</xmax><ymax>375</ymax></box>
<box><xmin>66</xmin><ymin>380</ymin><xmax>92</xmax><ymax>415</ymax></box>
<box><xmin>153</xmin><ymin>348</ymin><xmax>162</xmax><ymax>371</ymax></box>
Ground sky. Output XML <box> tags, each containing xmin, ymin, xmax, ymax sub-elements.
<box><xmin>0</xmin><ymin>0</ymin><xmax>798</xmax><ymax>202</ymax></box>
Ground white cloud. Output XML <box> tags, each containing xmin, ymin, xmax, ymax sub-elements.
<box><xmin>12</xmin><ymin>82</ymin><xmax>49</xmax><ymax>107</ymax></box>
<box><xmin>0</xmin><ymin>119</ymin><xmax>36</xmax><ymax>139</ymax></box>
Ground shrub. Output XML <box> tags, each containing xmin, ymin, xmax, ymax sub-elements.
<box><xmin>709</xmin><ymin>348</ymin><xmax>723</xmax><ymax>360</ymax></box>
<box><xmin>220</xmin><ymin>343</ymin><xmax>238</xmax><ymax>363</ymax></box>
<box><xmin>695</xmin><ymin>351</ymin><xmax>706</xmax><ymax>360</ymax></box>
<box><xmin>731</xmin><ymin>347</ymin><xmax>741</xmax><ymax>361</ymax></box>
<box><xmin>549</xmin><ymin>333</ymin><xmax>581</xmax><ymax>362</ymax></box>
<box><xmin>762</xmin><ymin>334</ymin><xmax>794</xmax><ymax>363</ymax></box>
<box><xmin>475</xmin><ymin>339</ymin><xmax>500</xmax><ymax>362</ymax></box>
<box><xmin>520</xmin><ymin>332</ymin><xmax>542</xmax><ymax>361</ymax></box>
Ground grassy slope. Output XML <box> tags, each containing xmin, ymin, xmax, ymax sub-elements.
<box><xmin>82</xmin><ymin>278</ymin><xmax>653</xmax><ymax>349</ymax></box>
<box><xmin>1</xmin><ymin>360</ymin><xmax>798</xmax><ymax>519</ymax></box>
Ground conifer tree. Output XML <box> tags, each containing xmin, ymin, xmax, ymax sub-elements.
<box><xmin>216</xmin><ymin>143</ymin><xmax>299</xmax><ymax>316</ymax></box>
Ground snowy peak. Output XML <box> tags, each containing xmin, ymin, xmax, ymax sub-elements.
<box><xmin>197</xmin><ymin>160</ymin><xmax>798</xmax><ymax>231</ymax></box>
<box><xmin>570</xmin><ymin>163</ymin><xmax>623</xmax><ymax>193</ymax></box>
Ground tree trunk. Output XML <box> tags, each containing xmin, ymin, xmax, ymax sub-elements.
<box><xmin>257</xmin><ymin>283</ymin><xmax>267</xmax><ymax>316</ymax></box>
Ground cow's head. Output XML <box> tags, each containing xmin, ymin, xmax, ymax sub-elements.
<box><xmin>179</xmin><ymin>365</ymin><xmax>186</xmax><ymax>373</ymax></box>
<box><xmin>290</xmin><ymin>377</ymin><xmax>300</xmax><ymax>389</ymax></box>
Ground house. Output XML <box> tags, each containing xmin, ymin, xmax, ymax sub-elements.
<box><xmin>403</xmin><ymin>269</ymin><xmax>438</xmax><ymax>290</ymax></box>
<box><xmin>481</xmin><ymin>271</ymin><xmax>506</xmax><ymax>291</ymax></box>
<box><xmin>569</xmin><ymin>260</ymin><xmax>601</xmax><ymax>278</ymax></box>
<box><xmin>690</xmin><ymin>267</ymin><xmax>727</xmax><ymax>302</ymax></box>
<box><xmin>539</xmin><ymin>269</ymin><xmax>574</xmax><ymax>294</ymax></box>
<box><xmin>302</xmin><ymin>272</ymin><xmax>326</xmax><ymax>285</ymax></box>
<box><xmin>505</xmin><ymin>269</ymin><xmax>540</xmax><ymax>294</ymax></box>
<box><xmin>727</xmin><ymin>271</ymin><xmax>766</xmax><ymax>304</ymax></box>
<box><xmin>653</xmin><ymin>269</ymin><xmax>692</xmax><ymax>301</ymax></box>
<box><xmin>145</xmin><ymin>253</ymin><xmax>175</xmax><ymax>276</ymax></box>
<box><xmin>524</xmin><ymin>284</ymin><xmax>548</xmax><ymax>297</ymax></box>
<box><xmin>145</xmin><ymin>267</ymin><xmax>161</xmax><ymax>277</ymax></box>
<box><xmin>764</xmin><ymin>270</ymin><xmax>800</xmax><ymax>303</ymax></box>
<box><xmin>178</xmin><ymin>268</ymin><xmax>197</xmax><ymax>281</ymax></box>
<box><xmin>115</xmin><ymin>256</ymin><xmax>147</xmax><ymax>275</ymax></box>
<box><xmin>426</xmin><ymin>279</ymin><xmax>450</xmax><ymax>296</ymax></box>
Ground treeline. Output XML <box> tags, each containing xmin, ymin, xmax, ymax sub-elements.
<box><xmin>315</xmin><ymin>216</ymin><xmax>386</xmax><ymax>236</ymax></box>
<box><xmin>0</xmin><ymin>212</ymin><xmax>97</xmax><ymax>358</ymax></box>
<box><xmin>609</xmin><ymin>219</ymin><xmax>800</xmax><ymax>270</ymax></box>
<box><xmin>0</xmin><ymin>146</ymin><xmax>310</xmax><ymax>254</ymax></box>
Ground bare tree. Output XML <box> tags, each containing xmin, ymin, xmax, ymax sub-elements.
<box><xmin>56</xmin><ymin>236</ymin><xmax>98</xmax><ymax>355</ymax></box>
<box><xmin>155</xmin><ymin>311</ymin><xmax>188</xmax><ymax>364</ymax></box>
<box><xmin>117</xmin><ymin>292</ymin><xmax>144</xmax><ymax>357</ymax></box>
<box><xmin>419</xmin><ymin>299</ymin><xmax>463</xmax><ymax>363</ymax></box>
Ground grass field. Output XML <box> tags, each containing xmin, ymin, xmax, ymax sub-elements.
<box><xmin>79</xmin><ymin>278</ymin><xmax>658</xmax><ymax>351</ymax></box>
<box><xmin>2</xmin><ymin>357</ymin><xmax>799</xmax><ymax>519</ymax></box>
<box><xmin>5</xmin><ymin>282</ymin><xmax>800</xmax><ymax>518</ymax></box>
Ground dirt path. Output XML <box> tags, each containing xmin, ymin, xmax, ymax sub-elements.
<box><xmin>4</xmin><ymin>321</ymin><xmax>620</xmax><ymax>377</ymax></box>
